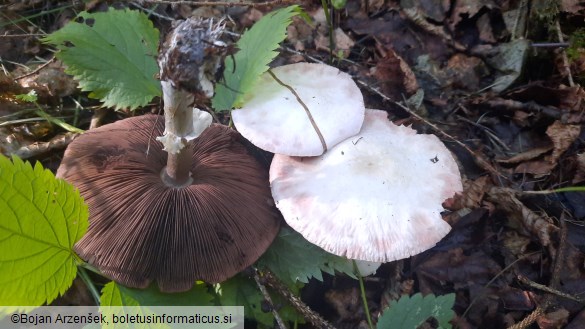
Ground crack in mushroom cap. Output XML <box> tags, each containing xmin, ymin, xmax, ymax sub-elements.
<box><xmin>269</xmin><ymin>109</ymin><xmax>463</xmax><ymax>262</ymax></box>
<box><xmin>57</xmin><ymin>115</ymin><xmax>280</xmax><ymax>292</ymax></box>
<box><xmin>232</xmin><ymin>63</ymin><xmax>365</xmax><ymax>156</ymax></box>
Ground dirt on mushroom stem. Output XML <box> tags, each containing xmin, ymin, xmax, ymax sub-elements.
<box><xmin>157</xmin><ymin>18</ymin><xmax>227</xmax><ymax>187</ymax></box>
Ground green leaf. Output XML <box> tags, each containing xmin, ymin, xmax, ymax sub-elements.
<box><xmin>216</xmin><ymin>275</ymin><xmax>301</xmax><ymax>327</ymax></box>
<box><xmin>0</xmin><ymin>155</ymin><xmax>88</xmax><ymax>305</ymax></box>
<box><xmin>212</xmin><ymin>5</ymin><xmax>299</xmax><ymax>111</ymax></box>
<box><xmin>101</xmin><ymin>281</ymin><xmax>214</xmax><ymax>306</ymax></box>
<box><xmin>377</xmin><ymin>293</ymin><xmax>456</xmax><ymax>329</ymax></box>
<box><xmin>34</xmin><ymin>110</ymin><xmax>84</xmax><ymax>134</ymax></box>
<box><xmin>257</xmin><ymin>227</ymin><xmax>356</xmax><ymax>287</ymax></box>
<box><xmin>42</xmin><ymin>8</ymin><xmax>160</xmax><ymax>110</ymax></box>
<box><xmin>331</xmin><ymin>0</ymin><xmax>347</xmax><ymax>9</ymax></box>
<box><xmin>15</xmin><ymin>90</ymin><xmax>38</xmax><ymax>103</ymax></box>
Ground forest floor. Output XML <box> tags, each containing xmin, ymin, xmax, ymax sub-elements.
<box><xmin>1</xmin><ymin>1</ymin><xmax>585</xmax><ymax>328</ymax></box>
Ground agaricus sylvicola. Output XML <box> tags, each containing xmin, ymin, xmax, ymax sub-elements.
<box><xmin>232</xmin><ymin>63</ymin><xmax>365</xmax><ymax>156</ymax></box>
<box><xmin>56</xmin><ymin>18</ymin><xmax>280</xmax><ymax>292</ymax></box>
<box><xmin>270</xmin><ymin>109</ymin><xmax>462</xmax><ymax>262</ymax></box>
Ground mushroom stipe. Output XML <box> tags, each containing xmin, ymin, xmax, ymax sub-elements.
<box><xmin>57</xmin><ymin>115</ymin><xmax>280</xmax><ymax>292</ymax></box>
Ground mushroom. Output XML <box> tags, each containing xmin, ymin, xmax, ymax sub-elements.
<box><xmin>56</xmin><ymin>18</ymin><xmax>280</xmax><ymax>292</ymax></box>
<box><xmin>231</xmin><ymin>63</ymin><xmax>365</xmax><ymax>156</ymax></box>
<box><xmin>352</xmin><ymin>260</ymin><xmax>381</xmax><ymax>277</ymax></box>
<box><xmin>269</xmin><ymin>109</ymin><xmax>462</xmax><ymax>262</ymax></box>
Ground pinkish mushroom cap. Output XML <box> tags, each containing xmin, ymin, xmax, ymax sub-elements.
<box><xmin>270</xmin><ymin>109</ymin><xmax>463</xmax><ymax>262</ymax></box>
<box><xmin>232</xmin><ymin>63</ymin><xmax>365</xmax><ymax>156</ymax></box>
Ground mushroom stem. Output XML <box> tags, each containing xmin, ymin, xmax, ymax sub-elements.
<box><xmin>160</xmin><ymin>80</ymin><xmax>195</xmax><ymax>187</ymax></box>
<box><xmin>156</xmin><ymin>18</ymin><xmax>223</xmax><ymax>188</ymax></box>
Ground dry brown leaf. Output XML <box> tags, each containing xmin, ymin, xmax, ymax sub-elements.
<box><xmin>497</xmin><ymin>146</ymin><xmax>554</xmax><ymax>164</ymax></box>
<box><xmin>513</xmin><ymin>160</ymin><xmax>555</xmax><ymax>177</ymax></box>
<box><xmin>448</xmin><ymin>176</ymin><xmax>491</xmax><ymax>209</ymax></box>
<box><xmin>502</xmin><ymin>231</ymin><xmax>532</xmax><ymax>257</ymax></box>
<box><xmin>369</xmin><ymin>48</ymin><xmax>419</xmax><ymax>100</ymax></box>
<box><xmin>315</xmin><ymin>28</ymin><xmax>355</xmax><ymax>58</ymax></box>
<box><xmin>487</xmin><ymin>187</ymin><xmax>557</xmax><ymax>247</ymax></box>
<box><xmin>477</xmin><ymin>13</ymin><xmax>496</xmax><ymax>43</ymax></box>
<box><xmin>444</xmin><ymin>53</ymin><xmax>487</xmax><ymax>91</ymax></box>
<box><xmin>536</xmin><ymin>309</ymin><xmax>570</xmax><ymax>329</ymax></box>
<box><xmin>561</xmin><ymin>0</ymin><xmax>585</xmax><ymax>14</ymax></box>
<box><xmin>325</xmin><ymin>287</ymin><xmax>362</xmax><ymax>321</ymax></box>
<box><xmin>546</xmin><ymin>120</ymin><xmax>582</xmax><ymax>164</ymax></box>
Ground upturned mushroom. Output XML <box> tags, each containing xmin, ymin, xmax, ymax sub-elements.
<box><xmin>56</xmin><ymin>19</ymin><xmax>280</xmax><ymax>292</ymax></box>
<box><xmin>270</xmin><ymin>109</ymin><xmax>462</xmax><ymax>262</ymax></box>
<box><xmin>231</xmin><ymin>62</ymin><xmax>365</xmax><ymax>156</ymax></box>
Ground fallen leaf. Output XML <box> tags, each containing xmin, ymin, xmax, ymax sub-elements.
<box><xmin>546</xmin><ymin>120</ymin><xmax>582</xmax><ymax>164</ymax></box>
<box><xmin>513</xmin><ymin>160</ymin><xmax>555</xmax><ymax>177</ymax></box>
<box><xmin>487</xmin><ymin>187</ymin><xmax>557</xmax><ymax>246</ymax></box>
<box><xmin>315</xmin><ymin>27</ymin><xmax>355</xmax><ymax>58</ymax></box>
<box><xmin>369</xmin><ymin>48</ymin><xmax>419</xmax><ymax>100</ymax></box>
<box><xmin>480</xmin><ymin>39</ymin><xmax>530</xmax><ymax>92</ymax></box>
<box><xmin>496</xmin><ymin>146</ymin><xmax>553</xmax><ymax>164</ymax></box>
<box><xmin>536</xmin><ymin>309</ymin><xmax>570</xmax><ymax>329</ymax></box>
<box><xmin>449</xmin><ymin>176</ymin><xmax>491</xmax><ymax>209</ymax></box>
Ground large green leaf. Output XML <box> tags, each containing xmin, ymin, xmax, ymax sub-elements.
<box><xmin>0</xmin><ymin>155</ymin><xmax>88</xmax><ymax>305</ymax></box>
<box><xmin>257</xmin><ymin>227</ymin><xmax>356</xmax><ymax>287</ymax></box>
<box><xmin>212</xmin><ymin>5</ymin><xmax>300</xmax><ymax>111</ymax></box>
<box><xmin>101</xmin><ymin>281</ymin><xmax>214</xmax><ymax>306</ymax></box>
<box><xmin>377</xmin><ymin>293</ymin><xmax>456</xmax><ymax>329</ymax></box>
<box><xmin>42</xmin><ymin>8</ymin><xmax>160</xmax><ymax>110</ymax></box>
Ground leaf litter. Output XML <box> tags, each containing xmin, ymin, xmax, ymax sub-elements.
<box><xmin>1</xmin><ymin>0</ymin><xmax>585</xmax><ymax>328</ymax></box>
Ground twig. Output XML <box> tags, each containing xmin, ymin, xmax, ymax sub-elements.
<box><xmin>484</xmin><ymin>98</ymin><xmax>563</xmax><ymax>120</ymax></box>
<box><xmin>517</xmin><ymin>275</ymin><xmax>583</xmax><ymax>303</ymax></box>
<box><xmin>507</xmin><ymin>308</ymin><xmax>544</xmax><ymax>329</ymax></box>
<box><xmin>14</xmin><ymin>56</ymin><xmax>55</xmax><ymax>80</ymax></box>
<box><xmin>510</xmin><ymin>0</ymin><xmax>528</xmax><ymax>40</ymax></box>
<box><xmin>14</xmin><ymin>132</ymin><xmax>79</xmax><ymax>159</ymax></box>
<box><xmin>531</xmin><ymin>42</ymin><xmax>569</xmax><ymax>48</ymax></box>
<box><xmin>260</xmin><ymin>270</ymin><xmax>337</xmax><ymax>329</ymax></box>
<box><xmin>142</xmin><ymin>0</ymin><xmax>295</xmax><ymax>7</ymax></box>
<box><xmin>130</xmin><ymin>2</ymin><xmax>173</xmax><ymax>21</ymax></box>
<box><xmin>252</xmin><ymin>268</ymin><xmax>287</xmax><ymax>329</ymax></box>
<box><xmin>554</xmin><ymin>20</ymin><xmax>574</xmax><ymax>87</ymax></box>
<box><xmin>0</xmin><ymin>33</ymin><xmax>46</xmax><ymax>38</ymax></box>
<box><xmin>508</xmin><ymin>214</ymin><xmax>571</xmax><ymax>329</ymax></box>
<box><xmin>267</xmin><ymin>69</ymin><xmax>327</xmax><ymax>153</ymax></box>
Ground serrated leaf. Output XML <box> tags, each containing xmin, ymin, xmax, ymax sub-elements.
<box><xmin>377</xmin><ymin>293</ymin><xmax>456</xmax><ymax>329</ymax></box>
<box><xmin>101</xmin><ymin>281</ymin><xmax>214</xmax><ymax>306</ymax></box>
<box><xmin>212</xmin><ymin>5</ymin><xmax>299</xmax><ymax>111</ymax></box>
<box><xmin>257</xmin><ymin>227</ymin><xmax>356</xmax><ymax>287</ymax></box>
<box><xmin>42</xmin><ymin>8</ymin><xmax>160</xmax><ymax>110</ymax></box>
<box><xmin>0</xmin><ymin>155</ymin><xmax>88</xmax><ymax>305</ymax></box>
<box><xmin>216</xmin><ymin>275</ymin><xmax>301</xmax><ymax>327</ymax></box>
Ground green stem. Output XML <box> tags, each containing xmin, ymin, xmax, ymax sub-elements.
<box><xmin>354</xmin><ymin>260</ymin><xmax>374</xmax><ymax>329</ymax></box>
<box><xmin>320</xmin><ymin>0</ymin><xmax>334</xmax><ymax>63</ymax></box>
<box><xmin>78</xmin><ymin>265</ymin><xmax>101</xmax><ymax>305</ymax></box>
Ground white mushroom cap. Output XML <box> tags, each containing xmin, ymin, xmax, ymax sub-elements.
<box><xmin>270</xmin><ymin>109</ymin><xmax>463</xmax><ymax>262</ymax></box>
<box><xmin>232</xmin><ymin>63</ymin><xmax>365</xmax><ymax>156</ymax></box>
